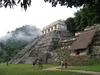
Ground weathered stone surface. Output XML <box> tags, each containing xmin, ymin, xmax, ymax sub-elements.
<box><xmin>67</xmin><ymin>55</ymin><xmax>91</xmax><ymax>66</ymax></box>
<box><xmin>62</xmin><ymin>24</ymin><xmax>100</xmax><ymax>66</ymax></box>
<box><xmin>9</xmin><ymin>30</ymin><xmax>73</xmax><ymax>64</ymax></box>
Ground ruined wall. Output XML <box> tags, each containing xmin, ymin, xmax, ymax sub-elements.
<box><xmin>58</xmin><ymin>24</ymin><xmax>100</xmax><ymax>66</ymax></box>
<box><xmin>67</xmin><ymin>55</ymin><xmax>91</xmax><ymax>66</ymax></box>
<box><xmin>68</xmin><ymin>25</ymin><xmax>100</xmax><ymax>65</ymax></box>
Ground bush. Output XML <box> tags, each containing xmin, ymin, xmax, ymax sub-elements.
<box><xmin>56</xmin><ymin>56</ymin><xmax>68</xmax><ymax>65</ymax></box>
<box><xmin>88</xmin><ymin>56</ymin><xmax>100</xmax><ymax>65</ymax></box>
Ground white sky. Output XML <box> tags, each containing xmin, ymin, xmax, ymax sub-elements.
<box><xmin>0</xmin><ymin>0</ymin><xmax>80</xmax><ymax>37</ymax></box>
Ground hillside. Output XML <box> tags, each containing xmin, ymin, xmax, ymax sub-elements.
<box><xmin>0</xmin><ymin>25</ymin><xmax>41</xmax><ymax>62</ymax></box>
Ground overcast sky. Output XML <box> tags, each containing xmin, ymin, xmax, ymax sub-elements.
<box><xmin>0</xmin><ymin>0</ymin><xmax>80</xmax><ymax>37</ymax></box>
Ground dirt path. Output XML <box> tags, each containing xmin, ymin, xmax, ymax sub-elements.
<box><xmin>44</xmin><ymin>66</ymin><xmax>100</xmax><ymax>75</ymax></box>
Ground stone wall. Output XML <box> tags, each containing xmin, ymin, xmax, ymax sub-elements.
<box><xmin>67</xmin><ymin>55</ymin><xmax>91</xmax><ymax>66</ymax></box>
<box><xmin>89</xmin><ymin>26</ymin><xmax>100</xmax><ymax>59</ymax></box>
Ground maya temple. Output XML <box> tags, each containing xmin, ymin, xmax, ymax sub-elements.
<box><xmin>9</xmin><ymin>20</ymin><xmax>100</xmax><ymax>66</ymax></box>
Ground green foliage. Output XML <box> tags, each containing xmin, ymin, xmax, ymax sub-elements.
<box><xmin>45</xmin><ymin>0</ymin><xmax>100</xmax><ymax>9</ymax></box>
<box><xmin>0</xmin><ymin>50</ymin><xmax>4</xmax><ymax>57</ymax></box>
<box><xmin>57</xmin><ymin>56</ymin><xmax>68</xmax><ymax>65</ymax></box>
<box><xmin>65</xmin><ymin>17</ymin><xmax>75</xmax><ymax>33</ymax></box>
<box><xmin>88</xmin><ymin>56</ymin><xmax>100</xmax><ymax>65</ymax></box>
<box><xmin>0</xmin><ymin>0</ymin><xmax>31</xmax><ymax>10</ymax></box>
<box><xmin>65</xmin><ymin>5</ymin><xmax>100</xmax><ymax>32</ymax></box>
<box><xmin>74</xmin><ymin>6</ymin><xmax>89</xmax><ymax>31</ymax></box>
<box><xmin>61</xmin><ymin>56</ymin><xmax>68</xmax><ymax>61</ymax></box>
<box><xmin>0</xmin><ymin>49</ymin><xmax>5</xmax><ymax>62</ymax></box>
<box><xmin>92</xmin><ymin>16</ymin><xmax>100</xmax><ymax>24</ymax></box>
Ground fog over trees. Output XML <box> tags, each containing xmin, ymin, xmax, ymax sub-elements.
<box><xmin>0</xmin><ymin>25</ymin><xmax>41</xmax><ymax>62</ymax></box>
<box><xmin>0</xmin><ymin>25</ymin><xmax>41</xmax><ymax>42</ymax></box>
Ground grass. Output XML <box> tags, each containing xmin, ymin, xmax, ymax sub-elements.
<box><xmin>68</xmin><ymin>64</ymin><xmax>100</xmax><ymax>72</ymax></box>
<box><xmin>0</xmin><ymin>63</ymin><xmax>92</xmax><ymax>75</ymax></box>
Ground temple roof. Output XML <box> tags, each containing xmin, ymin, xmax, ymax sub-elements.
<box><xmin>69</xmin><ymin>29</ymin><xmax>98</xmax><ymax>50</ymax></box>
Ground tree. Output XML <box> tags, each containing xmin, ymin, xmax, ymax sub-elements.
<box><xmin>0</xmin><ymin>0</ymin><xmax>100</xmax><ymax>11</ymax></box>
<box><xmin>0</xmin><ymin>0</ymin><xmax>31</xmax><ymax>10</ymax></box>
<box><xmin>45</xmin><ymin>0</ymin><xmax>100</xmax><ymax>19</ymax></box>
<box><xmin>0</xmin><ymin>50</ymin><xmax>4</xmax><ymax>57</ymax></box>
<box><xmin>65</xmin><ymin>17</ymin><xmax>75</xmax><ymax>33</ymax></box>
<box><xmin>74</xmin><ymin>10</ymin><xmax>82</xmax><ymax>32</ymax></box>
<box><xmin>44</xmin><ymin>0</ymin><xmax>90</xmax><ymax>7</ymax></box>
<box><xmin>66</xmin><ymin>4</ymin><xmax>100</xmax><ymax>32</ymax></box>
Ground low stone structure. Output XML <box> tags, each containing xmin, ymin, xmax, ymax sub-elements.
<box><xmin>60</xmin><ymin>24</ymin><xmax>100</xmax><ymax>65</ymax></box>
<box><xmin>69</xmin><ymin>29</ymin><xmax>98</xmax><ymax>56</ymax></box>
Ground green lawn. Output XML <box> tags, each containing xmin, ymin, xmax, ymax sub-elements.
<box><xmin>67</xmin><ymin>64</ymin><xmax>100</xmax><ymax>72</ymax></box>
<box><xmin>0</xmin><ymin>63</ymin><xmax>96</xmax><ymax>75</ymax></box>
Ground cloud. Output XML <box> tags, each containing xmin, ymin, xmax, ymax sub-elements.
<box><xmin>0</xmin><ymin>32</ymin><xmax>12</xmax><ymax>42</ymax></box>
<box><xmin>0</xmin><ymin>25</ymin><xmax>41</xmax><ymax>43</ymax></box>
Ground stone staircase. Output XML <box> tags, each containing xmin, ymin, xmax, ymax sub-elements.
<box><xmin>9</xmin><ymin>30</ymin><xmax>73</xmax><ymax>64</ymax></box>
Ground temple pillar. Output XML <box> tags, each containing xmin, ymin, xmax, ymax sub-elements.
<box><xmin>53</xmin><ymin>26</ymin><xmax>55</xmax><ymax>30</ymax></box>
<box><xmin>50</xmin><ymin>27</ymin><xmax>51</xmax><ymax>32</ymax></box>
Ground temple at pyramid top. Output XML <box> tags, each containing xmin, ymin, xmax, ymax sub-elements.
<box><xmin>41</xmin><ymin>19</ymin><xmax>67</xmax><ymax>35</ymax></box>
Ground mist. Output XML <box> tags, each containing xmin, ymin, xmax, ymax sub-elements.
<box><xmin>0</xmin><ymin>25</ymin><xmax>41</xmax><ymax>43</ymax></box>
